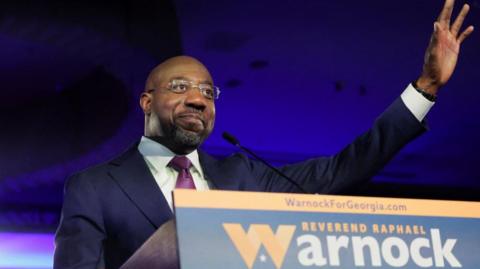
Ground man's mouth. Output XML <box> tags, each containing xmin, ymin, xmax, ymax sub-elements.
<box><xmin>176</xmin><ymin>113</ymin><xmax>205</xmax><ymax>131</ymax></box>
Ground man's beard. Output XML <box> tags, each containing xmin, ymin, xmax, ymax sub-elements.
<box><xmin>171</xmin><ymin>125</ymin><xmax>204</xmax><ymax>148</ymax></box>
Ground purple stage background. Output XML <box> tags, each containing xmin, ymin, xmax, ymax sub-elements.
<box><xmin>0</xmin><ymin>0</ymin><xmax>478</xmax><ymax>268</ymax></box>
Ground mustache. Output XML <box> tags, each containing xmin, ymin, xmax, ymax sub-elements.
<box><xmin>183</xmin><ymin>107</ymin><xmax>203</xmax><ymax>114</ymax></box>
<box><xmin>176</xmin><ymin>109</ymin><xmax>205</xmax><ymax>123</ymax></box>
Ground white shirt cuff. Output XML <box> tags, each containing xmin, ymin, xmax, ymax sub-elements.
<box><xmin>400</xmin><ymin>83</ymin><xmax>435</xmax><ymax>122</ymax></box>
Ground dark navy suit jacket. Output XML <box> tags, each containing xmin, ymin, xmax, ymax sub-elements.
<box><xmin>54</xmin><ymin>97</ymin><xmax>426</xmax><ymax>269</ymax></box>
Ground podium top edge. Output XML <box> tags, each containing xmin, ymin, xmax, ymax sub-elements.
<box><xmin>173</xmin><ymin>190</ymin><xmax>480</xmax><ymax>219</ymax></box>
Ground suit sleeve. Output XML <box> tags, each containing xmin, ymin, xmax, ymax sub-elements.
<box><xmin>54</xmin><ymin>173</ymin><xmax>105</xmax><ymax>269</ymax></box>
<box><xmin>253</xmin><ymin>97</ymin><xmax>427</xmax><ymax>194</ymax></box>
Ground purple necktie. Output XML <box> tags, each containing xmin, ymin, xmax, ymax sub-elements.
<box><xmin>168</xmin><ymin>156</ymin><xmax>196</xmax><ymax>189</ymax></box>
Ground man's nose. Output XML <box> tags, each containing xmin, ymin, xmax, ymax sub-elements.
<box><xmin>184</xmin><ymin>88</ymin><xmax>207</xmax><ymax>111</ymax></box>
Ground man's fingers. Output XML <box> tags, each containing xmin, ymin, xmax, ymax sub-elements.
<box><xmin>437</xmin><ymin>0</ymin><xmax>455</xmax><ymax>26</ymax></box>
<box><xmin>458</xmin><ymin>25</ymin><xmax>474</xmax><ymax>43</ymax></box>
<box><xmin>451</xmin><ymin>4</ymin><xmax>470</xmax><ymax>36</ymax></box>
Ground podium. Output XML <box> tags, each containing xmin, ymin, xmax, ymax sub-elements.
<box><xmin>122</xmin><ymin>190</ymin><xmax>480</xmax><ymax>269</ymax></box>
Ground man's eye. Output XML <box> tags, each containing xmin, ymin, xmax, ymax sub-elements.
<box><xmin>202</xmin><ymin>87</ymin><xmax>214</xmax><ymax>98</ymax></box>
<box><xmin>172</xmin><ymin>82</ymin><xmax>188</xmax><ymax>92</ymax></box>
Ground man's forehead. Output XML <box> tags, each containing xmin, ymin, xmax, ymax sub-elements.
<box><xmin>155</xmin><ymin>59</ymin><xmax>212</xmax><ymax>83</ymax></box>
<box><xmin>160</xmin><ymin>64</ymin><xmax>211</xmax><ymax>81</ymax></box>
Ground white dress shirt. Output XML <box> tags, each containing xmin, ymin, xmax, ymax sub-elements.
<box><xmin>137</xmin><ymin>136</ymin><xmax>210</xmax><ymax>210</ymax></box>
<box><xmin>138</xmin><ymin>83</ymin><xmax>434</xmax><ymax>209</ymax></box>
<box><xmin>401</xmin><ymin>83</ymin><xmax>435</xmax><ymax>121</ymax></box>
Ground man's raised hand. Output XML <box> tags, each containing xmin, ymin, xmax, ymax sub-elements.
<box><xmin>416</xmin><ymin>0</ymin><xmax>474</xmax><ymax>96</ymax></box>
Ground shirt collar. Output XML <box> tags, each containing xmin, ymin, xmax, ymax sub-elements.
<box><xmin>137</xmin><ymin>136</ymin><xmax>204</xmax><ymax>178</ymax></box>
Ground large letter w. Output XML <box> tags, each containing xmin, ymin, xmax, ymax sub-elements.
<box><xmin>223</xmin><ymin>223</ymin><xmax>296</xmax><ymax>269</ymax></box>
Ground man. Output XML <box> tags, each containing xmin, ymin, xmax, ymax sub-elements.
<box><xmin>54</xmin><ymin>0</ymin><xmax>474</xmax><ymax>268</ymax></box>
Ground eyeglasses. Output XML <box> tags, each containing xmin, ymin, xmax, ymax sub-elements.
<box><xmin>148</xmin><ymin>79</ymin><xmax>221</xmax><ymax>100</ymax></box>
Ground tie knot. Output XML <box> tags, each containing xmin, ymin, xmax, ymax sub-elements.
<box><xmin>168</xmin><ymin>156</ymin><xmax>192</xmax><ymax>171</ymax></box>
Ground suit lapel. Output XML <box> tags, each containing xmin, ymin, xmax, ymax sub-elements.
<box><xmin>109</xmin><ymin>145</ymin><xmax>173</xmax><ymax>229</ymax></box>
<box><xmin>107</xmin><ymin>145</ymin><xmax>258</xmax><ymax>227</ymax></box>
<box><xmin>199</xmin><ymin>149</ymin><xmax>255</xmax><ymax>191</ymax></box>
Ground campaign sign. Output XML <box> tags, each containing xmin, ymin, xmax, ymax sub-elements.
<box><xmin>173</xmin><ymin>190</ymin><xmax>480</xmax><ymax>269</ymax></box>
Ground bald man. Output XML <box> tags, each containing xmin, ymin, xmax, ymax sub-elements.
<box><xmin>54</xmin><ymin>0</ymin><xmax>473</xmax><ymax>268</ymax></box>
<box><xmin>141</xmin><ymin>56</ymin><xmax>216</xmax><ymax>155</ymax></box>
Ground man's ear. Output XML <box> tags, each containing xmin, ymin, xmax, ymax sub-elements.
<box><xmin>139</xmin><ymin>92</ymin><xmax>152</xmax><ymax>114</ymax></box>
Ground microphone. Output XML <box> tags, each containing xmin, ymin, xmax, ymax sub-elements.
<box><xmin>222</xmin><ymin>132</ymin><xmax>308</xmax><ymax>193</ymax></box>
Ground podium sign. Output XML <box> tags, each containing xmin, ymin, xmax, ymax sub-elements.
<box><xmin>173</xmin><ymin>190</ymin><xmax>480</xmax><ymax>269</ymax></box>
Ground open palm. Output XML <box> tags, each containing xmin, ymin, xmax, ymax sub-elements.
<box><xmin>417</xmin><ymin>0</ymin><xmax>474</xmax><ymax>95</ymax></box>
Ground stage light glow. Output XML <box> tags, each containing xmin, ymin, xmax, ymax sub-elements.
<box><xmin>0</xmin><ymin>232</ymin><xmax>54</xmax><ymax>269</ymax></box>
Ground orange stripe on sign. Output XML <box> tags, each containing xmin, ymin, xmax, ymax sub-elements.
<box><xmin>173</xmin><ymin>190</ymin><xmax>480</xmax><ymax>218</ymax></box>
